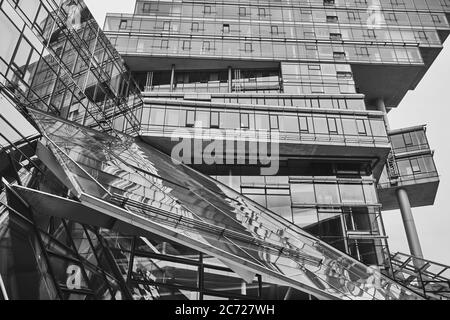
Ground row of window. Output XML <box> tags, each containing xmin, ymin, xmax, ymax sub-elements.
<box><xmin>132</xmin><ymin>2</ymin><xmax>449</xmax><ymax>27</ymax></box>
<box><xmin>395</xmin><ymin>155</ymin><xmax>437</xmax><ymax>178</ymax></box>
<box><xmin>241</xmin><ymin>180</ymin><xmax>380</xmax><ymax>221</ymax></box>
<box><xmin>390</xmin><ymin>129</ymin><xmax>429</xmax><ymax>154</ymax></box>
<box><xmin>243</xmin><ymin>181</ymin><xmax>378</xmax><ymax>206</ymax></box>
<box><xmin>140</xmin><ymin>106</ymin><xmax>387</xmax><ymax>138</ymax></box>
<box><xmin>380</xmin><ymin>154</ymin><xmax>437</xmax><ymax>185</ymax></box>
<box><xmin>205</xmin><ymin>97</ymin><xmax>366</xmax><ymax>110</ymax></box>
<box><xmin>111</xmin><ymin>35</ymin><xmax>424</xmax><ymax>65</ymax></box>
<box><xmin>112</xmin><ymin>17</ymin><xmax>442</xmax><ymax>46</ymax></box>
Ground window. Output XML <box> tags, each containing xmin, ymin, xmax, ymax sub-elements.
<box><xmin>327</xmin><ymin>118</ymin><xmax>338</xmax><ymax>134</ymax></box>
<box><xmin>202</xmin><ymin>41</ymin><xmax>211</xmax><ymax>52</ymax></box>
<box><xmin>239</xmin><ymin>7</ymin><xmax>247</xmax><ymax>17</ymax></box>
<box><xmin>149</xmin><ymin>108</ymin><xmax>165</xmax><ymax>125</ymax></box>
<box><xmin>204</xmin><ymin>5</ymin><xmax>212</xmax><ymax>15</ymax></box>
<box><xmin>240</xmin><ymin>114</ymin><xmax>250</xmax><ymax>129</ymax></box>
<box><xmin>164</xmin><ymin>109</ymin><xmax>180</xmax><ymax>126</ymax></box>
<box><xmin>386</xmin><ymin>13</ymin><xmax>397</xmax><ymax>22</ymax></box>
<box><xmin>220</xmin><ymin>112</ymin><xmax>240</xmax><ymax>129</ymax></box>
<box><xmin>333</xmin><ymin>52</ymin><xmax>346</xmax><ymax>59</ymax></box>
<box><xmin>432</xmin><ymin>14</ymin><xmax>441</xmax><ymax>23</ymax></box>
<box><xmin>314</xmin><ymin>117</ymin><xmax>328</xmax><ymax>134</ymax></box>
<box><xmin>258</xmin><ymin>8</ymin><xmax>267</xmax><ymax>17</ymax></box>
<box><xmin>391</xmin><ymin>0</ymin><xmax>405</xmax><ymax>5</ymax></box>
<box><xmin>348</xmin><ymin>11</ymin><xmax>359</xmax><ymax>21</ymax></box>
<box><xmin>357</xmin><ymin>47</ymin><xmax>369</xmax><ymax>56</ymax></box>
<box><xmin>299</xmin><ymin>117</ymin><xmax>309</xmax><ymax>132</ymax></box>
<box><xmin>315</xmin><ymin>184</ymin><xmax>340</xmax><ymax>204</ymax></box>
<box><xmin>244</xmin><ymin>43</ymin><xmax>253</xmax><ymax>52</ymax></box>
<box><xmin>182</xmin><ymin>40</ymin><xmax>191</xmax><ymax>50</ymax></box>
<box><xmin>411</xmin><ymin>159</ymin><xmax>421</xmax><ymax>173</ymax></box>
<box><xmin>326</xmin><ymin>16</ymin><xmax>338</xmax><ymax>23</ymax></box>
<box><xmin>142</xmin><ymin>3</ymin><xmax>153</xmax><ymax>13</ymax></box>
<box><xmin>211</xmin><ymin>112</ymin><xmax>219</xmax><ymax>128</ymax></box>
<box><xmin>186</xmin><ymin>111</ymin><xmax>195</xmax><ymax>127</ymax></box>
<box><xmin>324</xmin><ymin>0</ymin><xmax>335</xmax><ymax>5</ymax></box>
<box><xmin>404</xmin><ymin>132</ymin><xmax>413</xmax><ymax>146</ymax></box>
<box><xmin>337</xmin><ymin>71</ymin><xmax>353</xmax><ymax>79</ymax></box>
<box><xmin>119</xmin><ymin>19</ymin><xmax>127</xmax><ymax>29</ymax></box>
<box><xmin>304</xmin><ymin>31</ymin><xmax>315</xmax><ymax>39</ymax></box>
<box><xmin>293</xmin><ymin>208</ymin><xmax>318</xmax><ymax>227</ymax></box>
<box><xmin>255</xmin><ymin>114</ymin><xmax>269</xmax><ymax>130</ymax></box>
<box><xmin>366</xmin><ymin>29</ymin><xmax>376</xmax><ymax>38</ymax></box>
<box><xmin>330</xmin><ymin>33</ymin><xmax>342</xmax><ymax>40</ymax></box>
<box><xmin>340</xmin><ymin>184</ymin><xmax>365</xmax><ymax>204</ymax></box>
<box><xmin>280</xmin><ymin>116</ymin><xmax>299</xmax><ymax>132</ymax></box>
<box><xmin>223</xmin><ymin>24</ymin><xmax>230</xmax><ymax>33</ymax></box>
<box><xmin>191</xmin><ymin>22</ymin><xmax>199</xmax><ymax>32</ymax></box>
<box><xmin>270</xmin><ymin>115</ymin><xmax>279</xmax><ymax>130</ymax></box>
<box><xmin>308</xmin><ymin>64</ymin><xmax>321</xmax><ymax>72</ymax></box>
<box><xmin>160</xmin><ymin>39</ymin><xmax>169</xmax><ymax>49</ymax></box>
<box><xmin>271</xmin><ymin>26</ymin><xmax>279</xmax><ymax>35</ymax></box>
<box><xmin>143</xmin><ymin>3</ymin><xmax>159</xmax><ymax>14</ymax></box>
<box><xmin>163</xmin><ymin>21</ymin><xmax>171</xmax><ymax>31</ymax></box>
<box><xmin>291</xmin><ymin>184</ymin><xmax>316</xmax><ymax>204</ymax></box>
<box><xmin>417</xmin><ymin>31</ymin><xmax>427</xmax><ymax>40</ymax></box>
<box><xmin>356</xmin><ymin>120</ymin><xmax>367</xmax><ymax>135</ymax></box>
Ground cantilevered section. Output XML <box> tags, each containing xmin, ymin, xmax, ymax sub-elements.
<box><xmin>378</xmin><ymin>126</ymin><xmax>439</xmax><ymax>211</ymax></box>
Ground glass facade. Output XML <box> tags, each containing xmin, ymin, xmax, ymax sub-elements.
<box><xmin>0</xmin><ymin>0</ymin><xmax>446</xmax><ymax>300</ymax></box>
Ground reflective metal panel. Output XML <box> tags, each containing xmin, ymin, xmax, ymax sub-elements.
<box><xmin>28</xmin><ymin>108</ymin><xmax>423</xmax><ymax>300</ymax></box>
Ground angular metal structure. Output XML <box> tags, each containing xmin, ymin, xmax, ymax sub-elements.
<box><xmin>0</xmin><ymin>0</ymin><xmax>447</xmax><ymax>300</ymax></box>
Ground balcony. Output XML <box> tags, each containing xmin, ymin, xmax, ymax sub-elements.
<box><xmin>138</xmin><ymin>98</ymin><xmax>391</xmax><ymax>176</ymax></box>
<box><xmin>377</xmin><ymin>126</ymin><xmax>439</xmax><ymax>211</ymax></box>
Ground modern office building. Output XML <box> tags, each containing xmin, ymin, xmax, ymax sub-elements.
<box><xmin>0</xmin><ymin>0</ymin><xmax>449</xmax><ymax>300</ymax></box>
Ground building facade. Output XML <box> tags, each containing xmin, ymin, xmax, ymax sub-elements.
<box><xmin>0</xmin><ymin>0</ymin><xmax>448</xmax><ymax>300</ymax></box>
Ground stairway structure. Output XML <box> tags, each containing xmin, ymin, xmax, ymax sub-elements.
<box><xmin>390</xmin><ymin>252</ymin><xmax>450</xmax><ymax>300</ymax></box>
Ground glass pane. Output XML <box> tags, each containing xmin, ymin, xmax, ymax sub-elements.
<box><xmin>291</xmin><ymin>184</ymin><xmax>316</xmax><ymax>204</ymax></box>
<box><xmin>340</xmin><ymin>184</ymin><xmax>365</xmax><ymax>204</ymax></box>
<box><xmin>315</xmin><ymin>184</ymin><xmax>340</xmax><ymax>204</ymax></box>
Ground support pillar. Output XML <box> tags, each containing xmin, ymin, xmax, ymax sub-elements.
<box><xmin>376</xmin><ymin>98</ymin><xmax>390</xmax><ymax>132</ymax></box>
<box><xmin>396</xmin><ymin>188</ymin><xmax>424</xmax><ymax>261</ymax></box>
<box><xmin>228</xmin><ymin>66</ymin><xmax>232</xmax><ymax>93</ymax></box>
<box><xmin>170</xmin><ymin>64</ymin><xmax>175</xmax><ymax>92</ymax></box>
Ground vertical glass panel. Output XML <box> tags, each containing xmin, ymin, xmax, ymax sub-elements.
<box><xmin>363</xmin><ymin>184</ymin><xmax>378</xmax><ymax>204</ymax></box>
<box><xmin>255</xmin><ymin>114</ymin><xmax>269</xmax><ymax>130</ymax></box>
<box><xmin>292</xmin><ymin>208</ymin><xmax>318</xmax><ymax>228</ymax></box>
<box><xmin>0</xmin><ymin>12</ymin><xmax>21</xmax><ymax>66</ymax></box>
<box><xmin>149</xmin><ymin>108</ymin><xmax>165</xmax><ymax>125</ymax></box>
<box><xmin>165</xmin><ymin>109</ymin><xmax>181</xmax><ymax>126</ymax></box>
<box><xmin>266</xmin><ymin>195</ymin><xmax>292</xmax><ymax>221</ymax></box>
<box><xmin>313</xmin><ymin>117</ymin><xmax>328</xmax><ymax>134</ymax></box>
<box><xmin>340</xmin><ymin>184</ymin><xmax>365</xmax><ymax>204</ymax></box>
<box><xmin>291</xmin><ymin>184</ymin><xmax>316</xmax><ymax>204</ymax></box>
<box><xmin>315</xmin><ymin>184</ymin><xmax>340</xmax><ymax>204</ymax></box>
<box><xmin>196</xmin><ymin>111</ymin><xmax>210</xmax><ymax>128</ymax></box>
<box><xmin>0</xmin><ymin>210</ymin><xmax>58</xmax><ymax>300</ymax></box>
<box><xmin>279</xmin><ymin>116</ymin><xmax>299</xmax><ymax>132</ymax></box>
<box><xmin>220</xmin><ymin>112</ymin><xmax>239</xmax><ymax>129</ymax></box>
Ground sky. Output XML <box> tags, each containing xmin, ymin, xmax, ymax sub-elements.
<box><xmin>85</xmin><ymin>1</ymin><xmax>450</xmax><ymax>265</ymax></box>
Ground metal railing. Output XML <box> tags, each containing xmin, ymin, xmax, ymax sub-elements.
<box><xmin>390</xmin><ymin>252</ymin><xmax>450</xmax><ymax>300</ymax></box>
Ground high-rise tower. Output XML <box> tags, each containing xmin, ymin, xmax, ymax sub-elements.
<box><xmin>0</xmin><ymin>0</ymin><xmax>448</xmax><ymax>300</ymax></box>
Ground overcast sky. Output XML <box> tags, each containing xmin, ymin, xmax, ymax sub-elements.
<box><xmin>86</xmin><ymin>0</ymin><xmax>450</xmax><ymax>265</ymax></box>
